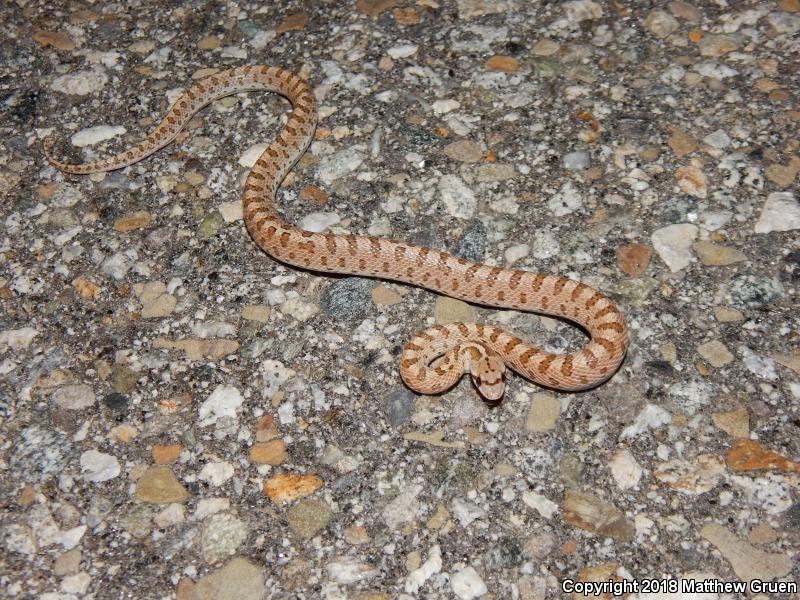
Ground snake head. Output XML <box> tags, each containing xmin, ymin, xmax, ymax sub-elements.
<box><xmin>469</xmin><ymin>352</ymin><xmax>505</xmax><ymax>401</ymax></box>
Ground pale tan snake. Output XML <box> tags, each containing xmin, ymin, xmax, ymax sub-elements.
<box><xmin>44</xmin><ymin>65</ymin><xmax>628</xmax><ymax>400</ymax></box>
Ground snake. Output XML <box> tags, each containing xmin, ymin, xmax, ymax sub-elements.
<box><xmin>44</xmin><ymin>65</ymin><xmax>628</xmax><ymax>400</ymax></box>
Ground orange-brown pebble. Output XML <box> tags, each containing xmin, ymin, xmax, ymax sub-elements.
<box><xmin>152</xmin><ymin>443</ymin><xmax>182</xmax><ymax>465</ymax></box>
<box><xmin>616</xmin><ymin>243</ymin><xmax>652</xmax><ymax>277</ymax></box>
<box><xmin>726</xmin><ymin>439</ymin><xmax>800</xmax><ymax>473</ymax></box>
<box><xmin>263</xmin><ymin>473</ymin><xmax>323</xmax><ymax>505</ymax></box>
<box><xmin>73</xmin><ymin>276</ymin><xmax>101</xmax><ymax>299</ymax></box>
<box><xmin>113</xmin><ymin>210</ymin><xmax>151</xmax><ymax>232</ymax></box>
<box><xmin>299</xmin><ymin>185</ymin><xmax>328</xmax><ymax>204</ymax></box>
<box><xmin>688</xmin><ymin>29</ymin><xmax>703</xmax><ymax>43</ymax></box>
<box><xmin>560</xmin><ymin>540</ymin><xmax>578</xmax><ymax>555</ymax></box>
<box><xmin>372</xmin><ymin>286</ymin><xmax>402</xmax><ymax>305</ymax></box>
<box><xmin>197</xmin><ymin>36</ymin><xmax>221</xmax><ymax>50</ymax></box>
<box><xmin>157</xmin><ymin>393</ymin><xmax>192</xmax><ymax>415</ymax></box>
<box><xmin>485</xmin><ymin>55</ymin><xmax>519</xmax><ymax>73</ymax></box>
<box><xmin>393</xmin><ymin>7</ymin><xmax>419</xmax><ymax>24</ymax></box>
<box><xmin>255</xmin><ymin>414</ymin><xmax>279</xmax><ymax>442</ymax></box>
<box><xmin>356</xmin><ymin>0</ymin><xmax>402</xmax><ymax>18</ymax></box>
<box><xmin>19</xmin><ymin>483</ymin><xmax>37</xmax><ymax>507</ymax></box>
<box><xmin>32</xmin><ymin>27</ymin><xmax>76</xmax><ymax>51</ymax></box>
<box><xmin>343</xmin><ymin>526</ymin><xmax>370</xmax><ymax>545</ymax></box>
<box><xmin>250</xmin><ymin>440</ymin><xmax>287</xmax><ymax>465</ymax></box>
<box><xmin>276</xmin><ymin>11</ymin><xmax>308</xmax><ymax>33</ymax></box>
<box><xmin>768</xmin><ymin>89</ymin><xmax>789</xmax><ymax>102</ymax></box>
<box><xmin>35</xmin><ymin>183</ymin><xmax>58</xmax><ymax>199</ymax></box>
<box><xmin>175</xmin><ymin>577</ymin><xmax>194</xmax><ymax>600</ymax></box>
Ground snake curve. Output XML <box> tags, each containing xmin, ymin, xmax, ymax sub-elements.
<box><xmin>44</xmin><ymin>65</ymin><xmax>628</xmax><ymax>400</ymax></box>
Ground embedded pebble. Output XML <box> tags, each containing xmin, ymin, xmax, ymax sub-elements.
<box><xmin>702</xmin><ymin>129</ymin><xmax>731</xmax><ymax>149</ymax></box>
<box><xmin>51</xmin><ymin>384</ymin><xmax>95</xmax><ymax>410</ymax></box>
<box><xmin>754</xmin><ymin>191</ymin><xmax>800</xmax><ymax>233</ymax></box>
<box><xmin>644</xmin><ymin>9</ymin><xmax>679</xmax><ymax>37</ymax></box>
<box><xmin>452</xmin><ymin>497</ymin><xmax>486</xmax><ymax>526</ymax></box>
<box><xmin>405</xmin><ymin>544</ymin><xmax>442</xmax><ymax>594</ymax></box>
<box><xmin>434</xmin><ymin>296</ymin><xmax>476</xmax><ymax>324</ymax></box>
<box><xmin>80</xmin><ymin>450</ymin><xmax>121</xmax><ymax>483</ymax></box>
<box><xmin>238</xmin><ymin>143</ymin><xmax>268</xmax><ymax>167</ymax></box>
<box><xmin>608</xmin><ymin>449</ymin><xmax>643</xmax><ymax>490</ymax></box>
<box><xmin>547</xmin><ymin>182</ymin><xmax>582</xmax><ymax>216</ymax></box>
<box><xmin>385</xmin><ymin>388</ymin><xmax>415</xmax><ymax>427</ymax></box>
<box><xmin>454</xmin><ymin>220</ymin><xmax>487</xmax><ymax>262</ymax></box>
<box><xmin>320</xmin><ymin>277</ymin><xmax>372</xmax><ymax>321</ymax></box>
<box><xmin>71</xmin><ymin>125</ymin><xmax>126</xmax><ymax>147</ymax></box>
<box><xmin>724</xmin><ymin>274</ymin><xmax>784</xmax><ymax>309</ymax></box>
<box><xmin>201</xmin><ymin>512</ymin><xmax>248</xmax><ymax>563</ymax></box>
<box><xmin>299</xmin><ymin>211</ymin><xmax>340</xmax><ymax>232</ymax></box>
<box><xmin>199</xmin><ymin>461</ymin><xmax>235</xmax><ymax>487</ymax></box>
<box><xmin>504</xmin><ymin>243</ymin><xmax>529</xmax><ymax>265</ymax></box>
<box><xmin>198</xmin><ymin>385</ymin><xmax>244</xmax><ymax>427</ymax></box>
<box><xmin>50</xmin><ymin>68</ymin><xmax>108</xmax><ymax>95</ymax></box>
<box><xmin>192</xmin><ymin>557</ymin><xmax>265</xmax><ymax>600</ymax></box>
<box><xmin>263</xmin><ymin>473</ymin><xmax>323</xmax><ymax>505</ymax></box>
<box><xmin>692</xmin><ymin>241</ymin><xmax>746</xmax><ymax>266</ymax></box>
<box><xmin>521</xmin><ymin>491</ymin><xmax>559</xmax><ymax>519</ymax></box>
<box><xmin>700</xmin><ymin>523</ymin><xmax>792</xmax><ymax>583</ymax></box>
<box><xmin>249</xmin><ymin>440</ymin><xmax>287</xmax><ymax>465</ymax></box>
<box><xmin>133</xmin><ymin>281</ymin><xmax>176</xmax><ymax>318</ymax></box>
<box><xmin>696</xmin><ymin>340</ymin><xmax>734</xmax><ymax>367</ymax></box>
<box><xmin>562</xmin><ymin>151</ymin><xmax>591</xmax><ymax>170</ymax></box>
<box><xmin>135</xmin><ymin>467</ymin><xmax>189</xmax><ymax>503</ymax></box>
<box><xmin>654</xmin><ymin>455</ymin><xmax>725</xmax><ymax>494</ymax></box>
<box><xmin>444</xmin><ymin>140</ymin><xmax>484</xmax><ymax>163</ymax></box>
<box><xmin>382</xmin><ymin>485</ymin><xmax>422</xmax><ymax>530</ymax></box>
<box><xmin>562</xmin><ymin>490</ymin><xmax>635</xmax><ymax>541</ymax></box>
<box><xmin>524</xmin><ymin>393</ymin><xmax>561</xmax><ymax>432</ymax></box>
<box><xmin>154</xmin><ymin>503</ymin><xmax>185</xmax><ymax>528</ymax></box>
<box><xmin>711</xmin><ymin>408</ymin><xmax>749</xmax><ymax>438</ymax></box>
<box><xmin>387</xmin><ymin>44</ymin><xmax>418</xmax><ymax>59</ymax></box>
<box><xmin>451</xmin><ymin>566</ymin><xmax>488</xmax><ymax>600</ymax></box>
<box><xmin>316</xmin><ymin>146</ymin><xmax>365</xmax><ymax>185</ymax></box>
<box><xmin>439</xmin><ymin>174</ymin><xmax>477</xmax><ymax>219</ymax></box>
<box><xmin>326</xmin><ymin>556</ymin><xmax>378</xmax><ymax>584</ymax></box>
<box><xmin>286</xmin><ymin>498</ymin><xmax>332</xmax><ymax>538</ymax></box>
<box><xmin>651</xmin><ymin>223</ymin><xmax>698</xmax><ymax>271</ymax></box>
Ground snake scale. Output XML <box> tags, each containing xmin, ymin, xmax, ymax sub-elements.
<box><xmin>44</xmin><ymin>65</ymin><xmax>628</xmax><ymax>400</ymax></box>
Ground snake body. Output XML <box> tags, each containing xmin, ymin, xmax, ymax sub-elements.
<box><xmin>44</xmin><ymin>65</ymin><xmax>628</xmax><ymax>400</ymax></box>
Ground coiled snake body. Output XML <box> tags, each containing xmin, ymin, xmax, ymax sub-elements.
<box><xmin>44</xmin><ymin>66</ymin><xmax>628</xmax><ymax>400</ymax></box>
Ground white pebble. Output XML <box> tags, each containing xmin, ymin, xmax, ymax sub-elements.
<box><xmin>754</xmin><ymin>191</ymin><xmax>800</xmax><ymax>233</ymax></box>
<box><xmin>80</xmin><ymin>450</ymin><xmax>121</xmax><ymax>483</ymax></box>
<box><xmin>439</xmin><ymin>175</ymin><xmax>476</xmax><ymax>219</ymax></box>
<box><xmin>387</xmin><ymin>44</ymin><xmax>418</xmax><ymax>59</ymax></box>
<box><xmin>432</xmin><ymin>99</ymin><xmax>460</xmax><ymax>115</ymax></box>
<box><xmin>521</xmin><ymin>491</ymin><xmax>559</xmax><ymax>519</ymax></box>
<box><xmin>703</xmin><ymin>129</ymin><xmax>731</xmax><ymax>149</ymax></box>
<box><xmin>238</xmin><ymin>143</ymin><xmax>269</xmax><ymax>167</ymax></box>
<box><xmin>504</xmin><ymin>243</ymin><xmax>529</xmax><ymax>266</ymax></box>
<box><xmin>547</xmin><ymin>181</ymin><xmax>583</xmax><ymax>216</ymax></box>
<box><xmin>71</xmin><ymin>125</ymin><xmax>126</xmax><ymax>148</ymax></box>
<box><xmin>198</xmin><ymin>461</ymin><xmax>235</xmax><ymax>487</ymax></box>
<box><xmin>651</xmin><ymin>223</ymin><xmax>698</xmax><ymax>272</ymax></box>
<box><xmin>451</xmin><ymin>566</ymin><xmax>488</xmax><ymax>600</ymax></box>
<box><xmin>52</xmin><ymin>384</ymin><xmax>95</xmax><ymax>410</ymax></box>
<box><xmin>50</xmin><ymin>68</ymin><xmax>108</xmax><ymax>96</ymax></box>
<box><xmin>198</xmin><ymin>385</ymin><xmax>244</xmax><ymax>427</ymax></box>
<box><xmin>280</xmin><ymin>297</ymin><xmax>320</xmax><ymax>322</ymax></box>
<box><xmin>608</xmin><ymin>449</ymin><xmax>643</xmax><ymax>490</ymax></box>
